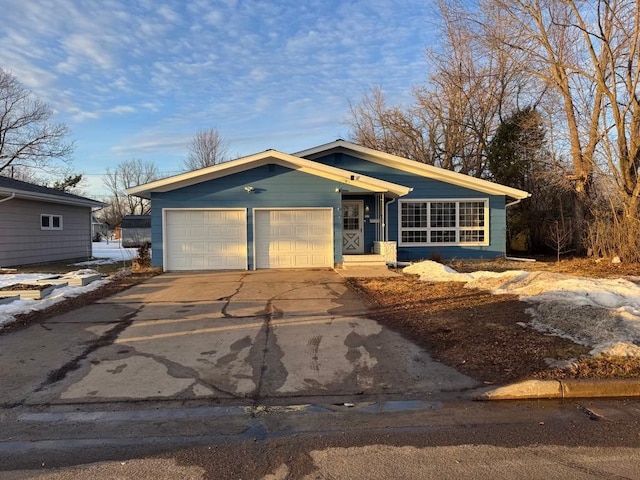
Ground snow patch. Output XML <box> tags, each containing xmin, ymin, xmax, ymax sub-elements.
<box><xmin>0</xmin><ymin>240</ymin><xmax>138</xmax><ymax>329</ymax></box>
<box><xmin>404</xmin><ymin>260</ymin><xmax>640</xmax><ymax>357</ymax></box>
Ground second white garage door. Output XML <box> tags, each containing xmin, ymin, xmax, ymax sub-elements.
<box><xmin>254</xmin><ymin>208</ymin><xmax>333</xmax><ymax>269</ymax></box>
<box><xmin>164</xmin><ymin>209</ymin><xmax>247</xmax><ymax>271</ymax></box>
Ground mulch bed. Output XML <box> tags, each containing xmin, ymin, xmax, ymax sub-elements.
<box><xmin>0</xmin><ymin>283</ymin><xmax>53</xmax><ymax>291</ymax></box>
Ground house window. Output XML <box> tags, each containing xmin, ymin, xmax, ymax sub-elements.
<box><xmin>41</xmin><ymin>214</ymin><xmax>63</xmax><ymax>230</ymax></box>
<box><xmin>399</xmin><ymin>199</ymin><xmax>488</xmax><ymax>246</ymax></box>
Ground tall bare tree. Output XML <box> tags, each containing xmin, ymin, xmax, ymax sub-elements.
<box><xmin>0</xmin><ymin>69</ymin><xmax>73</xmax><ymax>175</ymax></box>
<box><xmin>346</xmin><ymin>1</ymin><xmax>533</xmax><ymax>178</ymax></box>
<box><xmin>481</xmin><ymin>0</ymin><xmax>640</xmax><ymax>256</ymax></box>
<box><xmin>183</xmin><ymin>128</ymin><xmax>228</xmax><ymax>171</ymax></box>
<box><xmin>103</xmin><ymin>159</ymin><xmax>158</xmax><ymax>226</ymax></box>
<box><xmin>346</xmin><ymin>87</ymin><xmax>431</xmax><ymax>163</ymax></box>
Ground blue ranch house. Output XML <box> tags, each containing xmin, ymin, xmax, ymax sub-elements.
<box><xmin>126</xmin><ymin>140</ymin><xmax>530</xmax><ymax>271</ymax></box>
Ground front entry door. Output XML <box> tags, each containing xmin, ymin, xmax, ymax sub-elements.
<box><xmin>342</xmin><ymin>200</ymin><xmax>364</xmax><ymax>254</ymax></box>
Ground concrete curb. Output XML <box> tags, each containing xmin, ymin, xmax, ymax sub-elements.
<box><xmin>476</xmin><ymin>378</ymin><xmax>640</xmax><ymax>400</ymax></box>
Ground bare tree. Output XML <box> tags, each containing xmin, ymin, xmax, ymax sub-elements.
<box><xmin>103</xmin><ymin>159</ymin><xmax>158</xmax><ymax>226</ymax></box>
<box><xmin>0</xmin><ymin>69</ymin><xmax>73</xmax><ymax>175</ymax></box>
<box><xmin>345</xmin><ymin>1</ymin><xmax>533</xmax><ymax>178</ymax></box>
<box><xmin>545</xmin><ymin>218</ymin><xmax>574</xmax><ymax>263</ymax></box>
<box><xmin>183</xmin><ymin>128</ymin><xmax>228</xmax><ymax>171</ymax></box>
<box><xmin>346</xmin><ymin>87</ymin><xmax>431</xmax><ymax>163</ymax></box>
<box><xmin>481</xmin><ymin>0</ymin><xmax>640</xmax><ymax>250</ymax></box>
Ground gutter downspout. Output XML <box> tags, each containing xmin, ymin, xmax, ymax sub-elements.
<box><xmin>384</xmin><ymin>197</ymin><xmax>397</xmax><ymax>241</ymax></box>
<box><xmin>0</xmin><ymin>193</ymin><xmax>16</xmax><ymax>203</ymax></box>
<box><xmin>504</xmin><ymin>195</ymin><xmax>531</xmax><ymax>258</ymax></box>
<box><xmin>384</xmin><ymin>188</ymin><xmax>413</xmax><ymax>241</ymax></box>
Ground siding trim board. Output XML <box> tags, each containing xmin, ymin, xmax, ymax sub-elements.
<box><xmin>127</xmin><ymin>150</ymin><xmax>412</xmax><ymax>199</ymax></box>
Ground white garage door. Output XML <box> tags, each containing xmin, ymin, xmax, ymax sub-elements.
<box><xmin>254</xmin><ymin>208</ymin><xmax>333</xmax><ymax>269</ymax></box>
<box><xmin>164</xmin><ymin>209</ymin><xmax>247</xmax><ymax>271</ymax></box>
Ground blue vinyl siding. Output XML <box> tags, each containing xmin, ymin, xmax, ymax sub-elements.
<box><xmin>313</xmin><ymin>152</ymin><xmax>508</xmax><ymax>260</ymax></box>
<box><xmin>150</xmin><ymin>164</ymin><xmax>344</xmax><ymax>268</ymax></box>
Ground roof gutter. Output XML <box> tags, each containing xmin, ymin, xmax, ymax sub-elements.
<box><xmin>0</xmin><ymin>193</ymin><xmax>16</xmax><ymax>203</ymax></box>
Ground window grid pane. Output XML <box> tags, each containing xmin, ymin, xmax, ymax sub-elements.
<box><xmin>430</xmin><ymin>202</ymin><xmax>456</xmax><ymax>228</ymax></box>
<box><xmin>430</xmin><ymin>230</ymin><xmax>457</xmax><ymax>243</ymax></box>
<box><xmin>400</xmin><ymin>200</ymin><xmax>487</xmax><ymax>245</ymax></box>
<box><xmin>401</xmin><ymin>202</ymin><xmax>428</xmax><ymax>228</ymax></box>
<box><xmin>402</xmin><ymin>231</ymin><xmax>428</xmax><ymax>243</ymax></box>
<box><xmin>460</xmin><ymin>230</ymin><xmax>485</xmax><ymax>242</ymax></box>
<box><xmin>459</xmin><ymin>201</ymin><xmax>485</xmax><ymax>227</ymax></box>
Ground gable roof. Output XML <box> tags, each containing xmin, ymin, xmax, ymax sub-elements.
<box><xmin>295</xmin><ymin>140</ymin><xmax>531</xmax><ymax>200</ymax></box>
<box><xmin>0</xmin><ymin>176</ymin><xmax>104</xmax><ymax>208</ymax></box>
<box><xmin>126</xmin><ymin>149</ymin><xmax>413</xmax><ymax>198</ymax></box>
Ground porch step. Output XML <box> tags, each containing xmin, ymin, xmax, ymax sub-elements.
<box><xmin>342</xmin><ymin>254</ymin><xmax>387</xmax><ymax>268</ymax></box>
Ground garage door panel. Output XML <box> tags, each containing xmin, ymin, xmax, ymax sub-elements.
<box><xmin>165</xmin><ymin>209</ymin><xmax>247</xmax><ymax>271</ymax></box>
<box><xmin>255</xmin><ymin>209</ymin><xmax>332</xmax><ymax>269</ymax></box>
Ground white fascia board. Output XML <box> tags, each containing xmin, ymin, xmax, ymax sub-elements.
<box><xmin>126</xmin><ymin>149</ymin><xmax>412</xmax><ymax>198</ymax></box>
<box><xmin>296</xmin><ymin>140</ymin><xmax>531</xmax><ymax>200</ymax></box>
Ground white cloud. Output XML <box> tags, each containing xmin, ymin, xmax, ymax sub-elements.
<box><xmin>0</xmin><ymin>0</ymin><xmax>438</xmax><ymax>186</ymax></box>
<box><xmin>109</xmin><ymin>105</ymin><xmax>136</xmax><ymax>114</ymax></box>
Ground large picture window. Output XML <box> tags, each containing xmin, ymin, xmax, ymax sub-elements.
<box><xmin>41</xmin><ymin>214</ymin><xmax>63</xmax><ymax>230</ymax></box>
<box><xmin>399</xmin><ymin>199</ymin><xmax>488</xmax><ymax>246</ymax></box>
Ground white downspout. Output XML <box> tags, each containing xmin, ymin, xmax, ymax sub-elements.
<box><xmin>506</xmin><ymin>198</ymin><xmax>523</xmax><ymax>208</ymax></box>
<box><xmin>504</xmin><ymin>195</ymin><xmax>531</xmax><ymax>259</ymax></box>
<box><xmin>384</xmin><ymin>197</ymin><xmax>397</xmax><ymax>241</ymax></box>
<box><xmin>0</xmin><ymin>193</ymin><xmax>16</xmax><ymax>203</ymax></box>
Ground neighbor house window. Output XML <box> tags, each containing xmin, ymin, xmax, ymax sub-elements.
<box><xmin>399</xmin><ymin>199</ymin><xmax>488</xmax><ymax>246</ymax></box>
<box><xmin>41</xmin><ymin>214</ymin><xmax>63</xmax><ymax>230</ymax></box>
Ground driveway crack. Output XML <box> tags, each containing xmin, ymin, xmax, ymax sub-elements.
<box><xmin>219</xmin><ymin>273</ymin><xmax>248</xmax><ymax>318</ymax></box>
<box><xmin>34</xmin><ymin>307</ymin><xmax>143</xmax><ymax>392</ymax></box>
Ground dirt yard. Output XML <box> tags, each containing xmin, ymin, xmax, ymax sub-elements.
<box><xmin>349</xmin><ymin>257</ymin><xmax>640</xmax><ymax>385</ymax></box>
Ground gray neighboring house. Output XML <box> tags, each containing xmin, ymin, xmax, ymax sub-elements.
<box><xmin>0</xmin><ymin>176</ymin><xmax>104</xmax><ymax>267</ymax></box>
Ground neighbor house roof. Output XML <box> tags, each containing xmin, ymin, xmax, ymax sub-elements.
<box><xmin>295</xmin><ymin>140</ymin><xmax>531</xmax><ymax>200</ymax></box>
<box><xmin>0</xmin><ymin>176</ymin><xmax>105</xmax><ymax>208</ymax></box>
<box><xmin>126</xmin><ymin>149</ymin><xmax>413</xmax><ymax>198</ymax></box>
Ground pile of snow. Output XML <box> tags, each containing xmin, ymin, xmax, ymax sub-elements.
<box><xmin>404</xmin><ymin>260</ymin><xmax>640</xmax><ymax>357</ymax></box>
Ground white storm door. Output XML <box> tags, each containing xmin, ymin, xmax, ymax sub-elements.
<box><xmin>164</xmin><ymin>209</ymin><xmax>247</xmax><ymax>271</ymax></box>
<box><xmin>342</xmin><ymin>200</ymin><xmax>364</xmax><ymax>254</ymax></box>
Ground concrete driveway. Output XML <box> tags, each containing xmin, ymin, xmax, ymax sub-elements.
<box><xmin>6</xmin><ymin>270</ymin><xmax>478</xmax><ymax>406</ymax></box>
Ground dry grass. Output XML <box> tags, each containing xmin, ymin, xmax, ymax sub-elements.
<box><xmin>351</xmin><ymin>257</ymin><xmax>640</xmax><ymax>385</ymax></box>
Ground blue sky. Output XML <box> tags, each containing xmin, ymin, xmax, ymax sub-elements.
<box><xmin>1</xmin><ymin>0</ymin><xmax>438</xmax><ymax>198</ymax></box>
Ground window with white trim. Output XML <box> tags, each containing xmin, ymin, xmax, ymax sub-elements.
<box><xmin>399</xmin><ymin>199</ymin><xmax>488</xmax><ymax>246</ymax></box>
<box><xmin>41</xmin><ymin>214</ymin><xmax>63</xmax><ymax>230</ymax></box>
